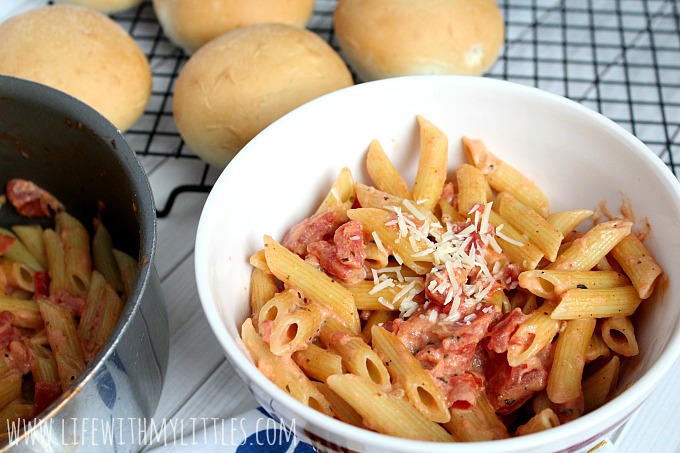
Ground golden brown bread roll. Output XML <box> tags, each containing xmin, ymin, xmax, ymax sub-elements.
<box><xmin>0</xmin><ymin>5</ymin><xmax>152</xmax><ymax>132</ymax></box>
<box><xmin>173</xmin><ymin>23</ymin><xmax>354</xmax><ymax>169</ymax></box>
<box><xmin>334</xmin><ymin>0</ymin><xmax>505</xmax><ymax>81</ymax></box>
<box><xmin>54</xmin><ymin>0</ymin><xmax>143</xmax><ymax>14</ymax></box>
<box><xmin>153</xmin><ymin>0</ymin><xmax>315</xmax><ymax>54</ymax></box>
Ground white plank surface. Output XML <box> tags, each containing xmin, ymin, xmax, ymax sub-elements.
<box><xmin>1</xmin><ymin>1</ymin><xmax>679</xmax><ymax>452</ymax></box>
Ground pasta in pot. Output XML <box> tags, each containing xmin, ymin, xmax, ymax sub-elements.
<box><xmin>0</xmin><ymin>179</ymin><xmax>134</xmax><ymax>432</ymax></box>
<box><xmin>240</xmin><ymin>116</ymin><xmax>663</xmax><ymax>441</ymax></box>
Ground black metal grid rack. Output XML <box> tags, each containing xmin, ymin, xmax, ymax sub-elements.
<box><xmin>108</xmin><ymin>0</ymin><xmax>680</xmax><ymax>217</ymax></box>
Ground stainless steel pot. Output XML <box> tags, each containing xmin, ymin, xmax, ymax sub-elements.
<box><xmin>0</xmin><ymin>75</ymin><xmax>168</xmax><ymax>452</ymax></box>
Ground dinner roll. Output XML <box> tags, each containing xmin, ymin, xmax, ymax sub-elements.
<box><xmin>153</xmin><ymin>0</ymin><xmax>315</xmax><ymax>54</ymax></box>
<box><xmin>54</xmin><ymin>0</ymin><xmax>143</xmax><ymax>14</ymax></box>
<box><xmin>334</xmin><ymin>0</ymin><xmax>505</xmax><ymax>81</ymax></box>
<box><xmin>173</xmin><ymin>23</ymin><xmax>353</xmax><ymax>169</ymax></box>
<box><xmin>0</xmin><ymin>5</ymin><xmax>151</xmax><ymax>132</ymax></box>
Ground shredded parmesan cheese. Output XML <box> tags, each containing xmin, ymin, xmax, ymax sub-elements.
<box><xmin>369</xmin><ymin>198</ymin><xmax>514</xmax><ymax>322</ymax></box>
<box><xmin>427</xmin><ymin>309</ymin><xmax>438</xmax><ymax>323</ymax></box>
<box><xmin>496</xmin><ymin>224</ymin><xmax>525</xmax><ymax>247</ymax></box>
<box><xmin>399</xmin><ymin>300</ymin><xmax>419</xmax><ymax>318</ymax></box>
<box><xmin>372</xmin><ymin>231</ymin><xmax>386</xmax><ymax>255</ymax></box>
<box><xmin>392</xmin><ymin>280</ymin><xmax>419</xmax><ymax>305</ymax></box>
<box><xmin>369</xmin><ymin>278</ymin><xmax>395</xmax><ymax>295</ymax></box>
<box><xmin>402</xmin><ymin>199</ymin><xmax>426</xmax><ymax>221</ymax></box>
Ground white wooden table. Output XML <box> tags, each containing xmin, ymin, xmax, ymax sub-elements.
<box><xmin>2</xmin><ymin>1</ymin><xmax>679</xmax><ymax>452</ymax></box>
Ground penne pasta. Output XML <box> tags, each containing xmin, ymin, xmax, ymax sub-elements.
<box><xmin>585</xmin><ymin>326</ymin><xmax>611</xmax><ymax>363</ymax></box>
<box><xmin>412</xmin><ymin>115</ymin><xmax>448</xmax><ymax>213</ymax></box>
<box><xmin>496</xmin><ymin>192</ymin><xmax>563</xmax><ymax>262</ymax></box>
<box><xmin>54</xmin><ymin>354</ymin><xmax>87</xmax><ymax>392</ymax></box>
<box><xmin>601</xmin><ymin>316</ymin><xmax>639</xmax><ymax>356</ymax></box>
<box><xmin>355</xmin><ymin>181</ymin><xmax>404</xmax><ymax>210</ymax></box>
<box><xmin>371</xmin><ymin>325</ymin><xmax>450</xmax><ymax>423</ymax></box>
<box><xmin>515</xmin><ymin>408</ymin><xmax>560</xmax><ymax>436</ymax></box>
<box><xmin>10</xmin><ymin>224</ymin><xmax>48</xmax><ymax>270</ymax></box>
<box><xmin>0</xmin><ymin>227</ymin><xmax>45</xmax><ymax>272</ymax></box>
<box><xmin>546</xmin><ymin>219</ymin><xmax>633</xmax><ymax>271</ymax></box>
<box><xmin>8</xmin><ymin>289</ymin><xmax>32</xmax><ymax>300</ymax></box>
<box><xmin>444</xmin><ymin>392</ymin><xmax>510</xmax><ymax>441</ymax></box>
<box><xmin>531</xmin><ymin>391</ymin><xmax>552</xmax><ymax>415</ymax></box>
<box><xmin>583</xmin><ymin>355</ymin><xmax>620</xmax><ymax>413</ymax></box>
<box><xmin>248</xmin><ymin>248</ymin><xmax>269</xmax><ymax>274</ymax></box>
<box><xmin>507</xmin><ymin>301</ymin><xmax>561</xmax><ymax>367</ymax></box>
<box><xmin>462</xmin><ymin>136</ymin><xmax>549</xmax><ymax>217</ymax></box>
<box><xmin>364</xmin><ymin>240</ymin><xmax>390</xmax><ymax>270</ymax></box>
<box><xmin>546</xmin><ymin>318</ymin><xmax>596</xmax><ymax>404</ymax></box>
<box><xmin>43</xmin><ymin>228</ymin><xmax>68</xmax><ymax>295</ymax></box>
<box><xmin>313</xmin><ymin>381</ymin><xmax>365</xmax><ymax>428</ymax></box>
<box><xmin>546</xmin><ymin>209</ymin><xmax>593</xmax><ymax>237</ymax></box>
<box><xmin>455</xmin><ymin>164</ymin><xmax>488</xmax><ymax>217</ymax></box>
<box><xmin>326</xmin><ymin>373</ymin><xmax>453</xmax><ymax>442</ymax></box>
<box><xmin>315</xmin><ymin>167</ymin><xmax>355</xmax><ymax>225</ymax></box>
<box><xmin>268</xmin><ymin>301</ymin><xmax>325</xmax><ymax>355</ymax></box>
<box><xmin>77</xmin><ymin>271</ymin><xmax>125</xmax><ymax>361</ymax></box>
<box><xmin>609</xmin><ymin>233</ymin><xmax>663</xmax><ymax>299</ymax></box>
<box><xmin>257</xmin><ymin>289</ymin><xmax>300</xmax><ymax>327</ymax></box>
<box><xmin>56</xmin><ymin>212</ymin><xmax>92</xmax><ymax>296</ymax></box>
<box><xmin>241</xmin><ymin>318</ymin><xmax>333</xmax><ymax>416</ymax></box>
<box><xmin>595</xmin><ymin>255</ymin><xmax>614</xmax><ymax>271</ymax></box>
<box><xmin>342</xmin><ymin>279</ymin><xmax>423</xmax><ymax>311</ymax></box>
<box><xmin>0</xmin><ymin>258</ymin><xmax>35</xmax><ymax>293</ymax></box>
<box><xmin>0</xmin><ymin>372</ymin><xmax>23</xmax><ymax>412</ymax></box>
<box><xmin>437</xmin><ymin>198</ymin><xmax>466</xmax><ymax>224</ymax></box>
<box><xmin>92</xmin><ymin>222</ymin><xmax>124</xmax><ymax>293</ymax></box>
<box><xmin>263</xmin><ymin>236</ymin><xmax>360</xmax><ymax>334</ymax></box>
<box><xmin>343</xmin><ymin>280</ymin><xmax>399</xmax><ymax>311</ymax></box>
<box><xmin>38</xmin><ymin>298</ymin><xmax>87</xmax><ymax>390</ymax></box>
<box><xmin>0</xmin><ymin>399</ymin><xmax>34</xmax><ymax>434</ymax></box>
<box><xmin>29</xmin><ymin>344</ymin><xmax>60</xmax><ymax>383</ymax></box>
<box><xmin>361</xmin><ymin>309</ymin><xmax>398</xmax><ymax>342</ymax></box>
<box><xmin>249</xmin><ymin>267</ymin><xmax>279</xmax><ymax>328</ymax></box>
<box><xmin>347</xmin><ymin>208</ymin><xmax>434</xmax><ymax>274</ymax></box>
<box><xmin>28</xmin><ymin>328</ymin><xmax>49</xmax><ymax>347</ymax></box>
<box><xmin>366</xmin><ymin>139</ymin><xmax>412</xmax><ymax>199</ymax></box>
<box><xmin>518</xmin><ymin>269</ymin><xmax>631</xmax><ymax>300</ymax></box>
<box><xmin>508</xmin><ymin>289</ymin><xmax>535</xmax><ymax>313</ymax></box>
<box><xmin>488</xmin><ymin>210</ymin><xmax>544</xmax><ymax>271</ymax></box>
<box><xmin>0</xmin><ymin>296</ymin><xmax>43</xmax><ymax>329</ymax></box>
<box><xmin>354</xmin><ymin>183</ymin><xmax>445</xmax><ymax>240</ymax></box>
<box><xmin>112</xmin><ymin>248</ymin><xmax>138</xmax><ymax>300</ymax></box>
<box><xmin>550</xmin><ymin>286</ymin><xmax>642</xmax><ymax>320</ymax></box>
<box><xmin>488</xmin><ymin>289</ymin><xmax>510</xmax><ymax>313</ymax></box>
<box><xmin>292</xmin><ymin>343</ymin><xmax>343</xmax><ymax>382</ymax></box>
<box><xmin>522</xmin><ymin>294</ymin><xmax>539</xmax><ymax>314</ymax></box>
<box><xmin>319</xmin><ymin>318</ymin><xmax>391</xmax><ymax>392</ymax></box>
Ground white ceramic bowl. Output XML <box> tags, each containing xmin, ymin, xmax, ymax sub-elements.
<box><xmin>195</xmin><ymin>76</ymin><xmax>680</xmax><ymax>452</ymax></box>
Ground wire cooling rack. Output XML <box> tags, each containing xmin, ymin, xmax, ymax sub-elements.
<box><xmin>108</xmin><ymin>0</ymin><xmax>680</xmax><ymax>217</ymax></box>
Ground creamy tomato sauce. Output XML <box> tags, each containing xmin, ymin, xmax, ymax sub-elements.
<box><xmin>280</xmin><ymin>194</ymin><xmax>559</xmax><ymax>429</ymax></box>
